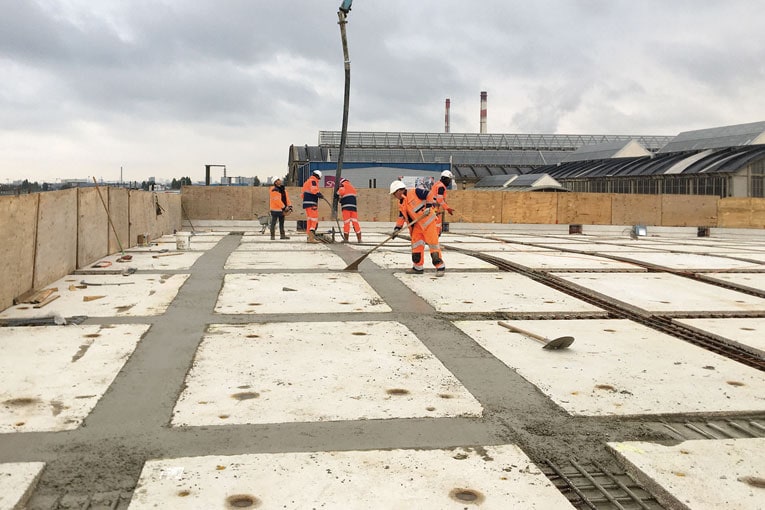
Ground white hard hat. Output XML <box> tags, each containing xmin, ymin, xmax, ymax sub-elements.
<box><xmin>312</xmin><ymin>170</ymin><xmax>322</xmax><ymax>178</ymax></box>
<box><xmin>389</xmin><ymin>180</ymin><xmax>406</xmax><ymax>194</ymax></box>
<box><xmin>272</xmin><ymin>176</ymin><xmax>281</xmax><ymax>183</ymax></box>
<box><xmin>441</xmin><ymin>170</ymin><xmax>453</xmax><ymax>179</ymax></box>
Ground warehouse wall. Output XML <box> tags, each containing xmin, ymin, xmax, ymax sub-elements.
<box><xmin>0</xmin><ymin>188</ymin><xmax>181</xmax><ymax>312</ymax></box>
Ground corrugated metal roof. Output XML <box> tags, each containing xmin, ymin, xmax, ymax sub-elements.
<box><xmin>658</xmin><ymin>121</ymin><xmax>765</xmax><ymax>153</ymax></box>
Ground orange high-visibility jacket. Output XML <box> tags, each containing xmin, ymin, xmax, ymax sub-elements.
<box><xmin>338</xmin><ymin>179</ymin><xmax>358</xmax><ymax>211</ymax></box>
<box><xmin>302</xmin><ymin>175</ymin><xmax>321</xmax><ymax>208</ymax></box>
<box><xmin>395</xmin><ymin>188</ymin><xmax>437</xmax><ymax>230</ymax></box>
<box><xmin>270</xmin><ymin>185</ymin><xmax>291</xmax><ymax>212</ymax></box>
<box><xmin>427</xmin><ymin>180</ymin><xmax>449</xmax><ymax>211</ymax></box>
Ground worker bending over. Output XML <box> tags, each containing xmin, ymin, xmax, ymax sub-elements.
<box><xmin>427</xmin><ymin>170</ymin><xmax>455</xmax><ymax>236</ymax></box>
<box><xmin>390</xmin><ymin>180</ymin><xmax>445</xmax><ymax>276</ymax></box>
<box><xmin>269</xmin><ymin>176</ymin><xmax>292</xmax><ymax>240</ymax></box>
<box><xmin>302</xmin><ymin>170</ymin><xmax>323</xmax><ymax>243</ymax></box>
<box><xmin>337</xmin><ymin>177</ymin><xmax>362</xmax><ymax>242</ymax></box>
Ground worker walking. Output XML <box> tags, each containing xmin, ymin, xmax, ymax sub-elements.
<box><xmin>390</xmin><ymin>180</ymin><xmax>445</xmax><ymax>276</ymax></box>
<box><xmin>269</xmin><ymin>176</ymin><xmax>292</xmax><ymax>240</ymax></box>
<box><xmin>337</xmin><ymin>177</ymin><xmax>362</xmax><ymax>242</ymax></box>
<box><xmin>302</xmin><ymin>170</ymin><xmax>323</xmax><ymax>243</ymax></box>
<box><xmin>427</xmin><ymin>170</ymin><xmax>455</xmax><ymax>236</ymax></box>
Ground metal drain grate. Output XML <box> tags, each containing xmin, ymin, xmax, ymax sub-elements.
<box><xmin>544</xmin><ymin>459</ymin><xmax>666</xmax><ymax>509</ymax></box>
<box><xmin>658</xmin><ymin>418</ymin><xmax>765</xmax><ymax>440</ymax></box>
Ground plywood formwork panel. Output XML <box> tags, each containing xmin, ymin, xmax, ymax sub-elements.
<box><xmin>717</xmin><ymin>197</ymin><xmax>765</xmax><ymax>228</ymax></box>
<box><xmin>108</xmin><ymin>187</ymin><xmax>129</xmax><ymax>251</ymax></box>
<box><xmin>181</xmin><ymin>186</ymin><xmax>255</xmax><ymax>220</ymax></box>
<box><xmin>154</xmin><ymin>192</ymin><xmax>182</xmax><ymax>235</ymax></box>
<box><xmin>449</xmin><ymin>190</ymin><xmax>503</xmax><ymax>223</ymax></box>
<box><xmin>0</xmin><ymin>194</ymin><xmax>38</xmax><ymax>311</ymax></box>
<box><xmin>249</xmin><ymin>186</ymin><xmax>270</xmax><ymax>219</ymax></box>
<box><xmin>77</xmin><ymin>187</ymin><xmax>108</xmax><ymax>268</ymax></box>
<box><xmin>355</xmin><ymin>187</ymin><xmax>390</xmax><ymax>221</ymax></box>
<box><xmin>611</xmin><ymin>193</ymin><xmax>661</xmax><ymax>225</ymax></box>
<box><xmin>129</xmin><ymin>191</ymin><xmax>154</xmax><ymax>245</ymax></box>
<box><xmin>557</xmin><ymin>193</ymin><xmax>612</xmax><ymax>225</ymax></box>
<box><xmin>34</xmin><ymin>189</ymin><xmax>77</xmax><ymax>290</ymax></box>
<box><xmin>502</xmin><ymin>192</ymin><xmax>557</xmax><ymax>224</ymax></box>
<box><xmin>661</xmin><ymin>195</ymin><xmax>717</xmax><ymax>227</ymax></box>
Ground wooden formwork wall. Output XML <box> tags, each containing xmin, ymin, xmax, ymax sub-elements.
<box><xmin>717</xmin><ymin>198</ymin><xmax>765</xmax><ymax>228</ymax></box>
<box><xmin>0</xmin><ymin>188</ymin><xmax>181</xmax><ymax>312</ymax></box>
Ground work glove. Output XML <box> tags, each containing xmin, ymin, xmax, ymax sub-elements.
<box><xmin>317</xmin><ymin>192</ymin><xmax>324</xmax><ymax>199</ymax></box>
<box><xmin>391</xmin><ymin>226</ymin><xmax>402</xmax><ymax>238</ymax></box>
<box><xmin>446</xmin><ymin>207</ymin><xmax>454</xmax><ymax>215</ymax></box>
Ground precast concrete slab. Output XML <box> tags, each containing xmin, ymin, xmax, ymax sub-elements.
<box><xmin>453</xmin><ymin>319</ymin><xmax>765</xmax><ymax>416</ymax></box>
<box><xmin>368</xmin><ymin>250</ymin><xmax>497</xmax><ymax>270</ymax></box>
<box><xmin>555</xmin><ymin>272</ymin><xmax>765</xmax><ymax>315</ymax></box>
<box><xmin>0</xmin><ymin>274</ymin><xmax>189</xmax><ymax>318</ymax></box>
<box><xmin>543</xmin><ymin>243</ymin><xmax>662</xmax><ymax>253</ymax></box>
<box><xmin>224</xmin><ymin>250</ymin><xmax>347</xmax><ymax>270</ymax></box>
<box><xmin>215</xmin><ymin>273</ymin><xmax>392</xmax><ymax>314</ymax></box>
<box><xmin>491</xmin><ymin>235</ymin><xmax>592</xmax><ymax>245</ymax></box>
<box><xmin>83</xmin><ymin>250</ymin><xmax>203</xmax><ymax>270</ymax></box>
<box><xmin>0</xmin><ymin>324</ymin><xmax>148</xmax><ymax>432</ymax></box>
<box><xmin>609</xmin><ymin>438</ymin><xmax>765</xmax><ymax>510</ymax></box>
<box><xmin>0</xmin><ymin>462</ymin><xmax>46</xmax><ymax>510</ymax></box>
<box><xmin>675</xmin><ymin>318</ymin><xmax>765</xmax><ymax>357</ymax></box>
<box><xmin>234</xmin><ymin>240</ymin><xmax>331</xmax><ymax>252</ymax></box>
<box><xmin>171</xmin><ymin>321</ymin><xmax>482</xmax><ymax>426</ymax></box>
<box><xmin>128</xmin><ymin>445</ymin><xmax>572</xmax><ymax>509</ymax></box>
<box><xmin>489</xmin><ymin>251</ymin><xmax>646</xmax><ymax>272</ymax></box>
<box><xmin>441</xmin><ymin>242</ymin><xmax>557</xmax><ymax>253</ymax></box>
<box><xmin>395</xmin><ymin>272</ymin><xmax>604</xmax><ymax>315</ymax></box>
<box><xmin>612</xmin><ymin>252</ymin><xmax>765</xmax><ymax>272</ymax></box>
<box><xmin>699</xmin><ymin>272</ymin><xmax>765</xmax><ymax>293</ymax></box>
<box><xmin>438</xmin><ymin>234</ymin><xmax>506</xmax><ymax>243</ymax></box>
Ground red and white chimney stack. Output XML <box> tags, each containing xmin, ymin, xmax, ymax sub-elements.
<box><xmin>444</xmin><ymin>98</ymin><xmax>451</xmax><ymax>133</ymax></box>
<box><xmin>480</xmin><ymin>91</ymin><xmax>487</xmax><ymax>134</ymax></box>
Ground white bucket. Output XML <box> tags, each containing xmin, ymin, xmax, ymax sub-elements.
<box><xmin>175</xmin><ymin>232</ymin><xmax>192</xmax><ymax>251</ymax></box>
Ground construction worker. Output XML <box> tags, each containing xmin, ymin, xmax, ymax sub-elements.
<box><xmin>390</xmin><ymin>180</ymin><xmax>445</xmax><ymax>276</ymax></box>
<box><xmin>301</xmin><ymin>170</ymin><xmax>323</xmax><ymax>243</ymax></box>
<box><xmin>269</xmin><ymin>176</ymin><xmax>292</xmax><ymax>240</ymax></box>
<box><xmin>427</xmin><ymin>170</ymin><xmax>455</xmax><ymax>236</ymax></box>
<box><xmin>337</xmin><ymin>177</ymin><xmax>362</xmax><ymax>242</ymax></box>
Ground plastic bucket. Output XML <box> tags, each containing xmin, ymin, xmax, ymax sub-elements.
<box><xmin>176</xmin><ymin>232</ymin><xmax>192</xmax><ymax>251</ymax></box>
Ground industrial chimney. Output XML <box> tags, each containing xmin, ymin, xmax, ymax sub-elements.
<box><xmin>444</xmin><ymin>98</ymin><xmax>451</xmax><ymax>133</ymax></box>
<box><xmin>480</xmin><ymin>91</ymin><xmax>487</xmax><ymax>134</ymax></box>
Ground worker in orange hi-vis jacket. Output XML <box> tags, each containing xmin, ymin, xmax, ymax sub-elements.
<box><xmin>427</xmin><ymin>170</ymin><xmax>455</xmax><ymax>237</ymax></box>
<box><xmin>301</xmin><ymin>170</ymin><xmax>323</xmax><ymax>243</ymax></box>
<box><xmin>336</xmin><ymin>178</ymin><xmax>362</xmax><ymax>243</ymax></box>
<box><xmin>389</xmin><ymin>180</ymin><xmax>445</xmax><ymax>277</ymax></box>
<box><xmin>269</xmin><ymin>176</ymin><xmax>292</xmax><ymax>240</ymax></box>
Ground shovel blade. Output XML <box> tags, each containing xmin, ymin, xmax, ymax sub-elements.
<box><xmin>542</xmin><ymin>336</ymin><xmax>575</xmax><ymax>350</ymax></box>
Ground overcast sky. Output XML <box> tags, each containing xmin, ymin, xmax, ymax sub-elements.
<box><xmin>2</xmin><ymin>0</ymin><xmax>764</xmax><ymax>184</ymax></box>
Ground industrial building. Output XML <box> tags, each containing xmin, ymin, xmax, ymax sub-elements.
<box><xmin>288</xmin><ymin>96</ymin><xmax>765</xmax><ymax>198</ymax></box>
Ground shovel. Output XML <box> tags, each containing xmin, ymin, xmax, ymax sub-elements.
<box><xmin>80</xmin><ymin>280</ymin><xmax>135</xmax><ymax>287</ymax></box>
<box><xmin>498</xmin><ymin>320</ymin><xmax>574</xmax><ymax>350</ymax></box>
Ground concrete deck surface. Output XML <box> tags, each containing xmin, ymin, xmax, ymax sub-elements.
<box><xmin>0</xmin><ymin>222</ymin><xmax>763</xmax><ymax>509</ymax></box>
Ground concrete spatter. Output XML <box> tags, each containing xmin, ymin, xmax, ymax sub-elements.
<box><xmin>454</xmin><ymin>319</ymin><xmax>765</xmax><ymax>416</ymax></box>
<box><xmin>215</xmin><ymin>273</ymin><xmax>391</xmax><ymax>314</ymax></box>
<box><xmin>612</xmin><ymin>252</ymin><xmax>765</xmax><ymax>272</ymax></box>
<box><xmin>555</xmin><ymin>272</ymin><xmax>765</xmax><ymax>314</ymax></box>
<box><xmin>224</xmin><ymin>250</ymin><xmax>347</xmax><ymax>270</ymax></box>
<box><xmin>234</xmin><ymin>241</ymin><xmax>332</xmax><ymax>252</ymax></box>
<box><xmin>170</xmin><ymin>321</ymin><xmax>482</xmax><ymax>426</ymax></box>
<box><xmin>0</xmin><ymin>273</ymin><xmax>190</xmax><ymax>318</ymax></box>
<box><xmin>368</xmin><ymin>250</ymin><xmax>497</xmax><ymax>270</ymax></box>
<box><xmin>87</xmin><ymin>250</ymin><xmax>203</xmax><ymax>270</ymax></box>
<box><xmin>395</xmin><ymin>272</ymin><xmax>604</xmax><ymax>314</ymax></box>
<box><xmin>488</xmin><ymin>251</ymin><xmax>646</xmax><ymax>271</ymax></box>
<box><xmin>0</xmin><ymin>324</ymin><xmax>148</xmax><ymax>432</ymax></box>
<box><xmin>675</xmin><ymin>318</ymin><xmax>765</xmax><ymax>357</ymax></box>
<box><xmin>128</xmin><ymin>446</ymin><xmax>572</xmax><ymax>509</ymax></box>
<box><xmin>0</xmin><ymin>462</ymin><xmax>46</xmax><ymax>509</ymax></box>
<box><xmin>609</xmin><ymin>438</ymin><xmax>765</xmax><ymax>510</ymax></box>
<box><xmin>700</xmin><ymin>272</ymin><xmax>765</xmax><ymax>293</ymax></box>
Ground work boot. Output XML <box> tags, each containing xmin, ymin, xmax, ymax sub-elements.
<box><xmin>280</xmin><ymin>235</ymin><xmax>290</xmax><ymax>240</ymax></box>
<box><xmin>343</xmin><ymin>233</ymin><xmax>349</xmax><ymax>242</ymax></box>
<box><xmin>356</xmin><ymin>232</ymin><xmax>362</xmax><ymax>243</ymax></box>
<box><xmin>270</xmin><ymin>234</ymin><xmax>275</xmax><ymax>240</ymax></box>
<box><xmin>307</xmin><ymin>230</ymin><xmax>320</xmax><ymax>244</ymax></box>
<box><xmin>405</xmin><ymin>267</ymin><xmax>424</xmax><ymax>275</ymax></box>
<box><xmin>435</xmin><ymin>268</ymin><xmax>446</xmax><ymax>277</ymax></box>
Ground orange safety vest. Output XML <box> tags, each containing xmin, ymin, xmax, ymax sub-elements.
<box><xmin>270</xmin><ymin>185</ymin><xmax>291</xmax><ymax>212</ymax></box>
<box><xmin>338</xmin><ymin>180</ymin><xmax>358</xmax><ymax>211</ymax></box>
<box><xmin>395</xmin><ymin>188</ymin><xmax>437</xmax><ymax>229</ymax></box>
<box><xmin>302</xmin><ymin>175</ymin><xmax>320</xmax><ymax>208</ymax></box>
